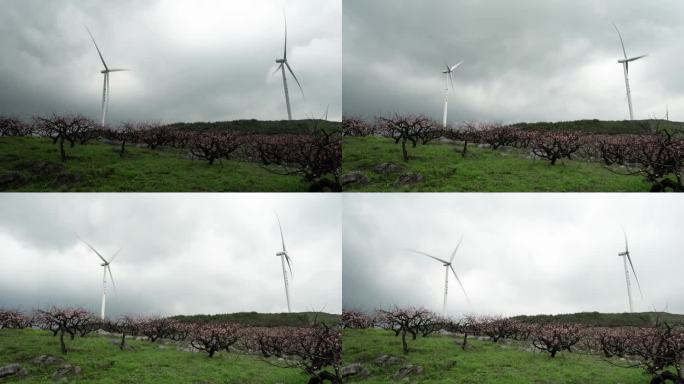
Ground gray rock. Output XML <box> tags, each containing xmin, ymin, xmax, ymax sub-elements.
<box><xmin>52</xmin><ymin>364</ymin><xmax>82</xmax><ymax>380</ymax></box>
<box><xmin>31</xmin><ymin>355</ymin><xmax>64</xmax><ymax>367</ymax></box>
<box><xmin>341</xmin><ymin>171</ymin><xmax>369</xmax><ymax>186</ymax></box>
<box><xmin>394</xmin><ymin>365</ymin><xmax>423</xmax><ymax>380</ymax></box>
<box><xmin>394</xmin><ymin>172</ymin><xmax>423</xmax><ymax>187</ymax></box>
<box><xmin>372</xmin><ymin>163</ymin><xmax>405</xmax><ymax>175</ymax></box>
<box><xmin>0</xmin><ymin>364</ymin><xmax>23</xmax><ymax>378</ymax></box>
<box><xmin>341</xmin><ymin>363</ymin><xmax>370</xmax><ymax>379</ymax></box>
<box><xmin>374</xmin><ymin>355</ymin><xmax>403</xmax><ymax>367</ymax></box>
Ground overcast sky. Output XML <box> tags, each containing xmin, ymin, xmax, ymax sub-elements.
<box><xmin>0</xmin><ymin>194</ymin><xmax>341</xmax><ymax>317</ymax></box>
<box><xmin>343</xmin><ymin>194</ymin><xmax>684</xmax><ymax>317</ymax></box>
<box><xmin>343</xmin><ymin>0</ymin><xmax>684</xmax><ymax>124</ymax></box>
<box><xmin>0</xmin><ymin>0</ymin><xmax>341</xmax><ymax>123</ymax></box>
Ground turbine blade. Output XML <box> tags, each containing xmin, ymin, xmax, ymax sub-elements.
<box><xmin>276</xmin><ymin>213</ymin><xmax>286</xmax><ymax>253</ymax></box>
<box><xmin>450</xmin><ymin>60</ymin><xmax>463</xmax><ymax>71</ymax></box>
<box><xmin>450</xmin><ymin>265</ymin><xmax>470</xmax><ymax>303</ymax></box>
<box><xmin>109</xmin><ymin>248</ymin><xmax>122</xmax><ymax>263</ymax></box>
<box><xmin>612</xmin><ymin>23</ymin><xmax>628</xmax><ymax>59</ymax></box>
<box><xmin>324</xmin><ymin>104</ymin><xmax>329</xmax><ymax>121</ymax></box>
<box><xmin>86</xmin><ymin>27</ymin><xmax>109</xmax><ymax>70</ymax></box>
<box><xmin>626</xmin><ymin>54</ymin><xmax>648</xmax><ymax>62</ymax></box>
<box><xmin>79</xmin><ymin>237</ymin><xmax>108</xmax><ymax>264</ymax></box>
<box><xmin>449</xmin><ymin>73</ymin><xmax>456</xmax><ymax>95</ymax></box>
<box><xmin>273</xmin><ymin>63</ymin><xmax>283</xmax><ymax>75</ymax></box>
<box><xmin>107</xmin><ymin>69</ymin><xmax>130</xmax><ymax>72</ymax></box>
<box><xmin>444</xmin><ymin>62</ymin><xmax>450</xmax><ymax>72</ymax></box>
<box><xmin>285</xmin><ymin>62</ymin><xmax>304</xmax><ymax>97</ymax></box>
<box><xmin>285</xmin><ymin>254</ymin><xmax>293</xmax><ymax>278</ymax></box>
<box><xmin>283</xmin><ymin>12</ymin><xmax>287</xmax><ymax>60</ymax></box>
<box><xmin>449</xmin><ymin>235</ymin><xmax>463</xmax><ymax>263</ymax></box>
<box><xmin>107</xmin><ymin>265</ymin><xmax>117</xmax><ymax>294</ymax></box>
<box><xmin>626</xmin><ymin>253</ymin><xmax>643</xmax><ymax>299</ymax></box>
<box><xmin>408</xmin><ymin>249</ymin><xmax>449</xmax><ymax>265</ymax></box>
<box><xmin>623</xmin><ymin>230</ymin><xmax>629</xmax><ymax>253</ymax></box>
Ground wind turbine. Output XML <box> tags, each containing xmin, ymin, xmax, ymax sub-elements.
<box><xmin>86</xmin><ymin>27</ymin><xmax>130</xmax><ymax>127</ymax></box>
<box><xmin>80</xmin><ymin>237</ymin><xmax>121</xmax><ymax>320</ymax></box>
<box><xmin>441</xmin><ymin>61</ymin><xmax>463</xmax><ymax>127</ymax></box>
<box><xmin>617</xmin><ymin>230</ymin><xmax>643</xmax><ymax>313</ymax></box>
<box><xmin>410</xmin><ymin>236</ymin><xmax>470</xmax><ymax>316</ymax></box>
<box><xmin>274</xmin><ymin>14</ymin><xmax>304</xmax><ymax>121</ymax></box>
<box><xmin>613</xmin><ymin>24</ymin><xmax>647</xmax><ymax>121</ymax></box>
<box><xmin>275</xmin><ymin>214</ymin><xmax>293</xmax><ymax>313</ymax></box>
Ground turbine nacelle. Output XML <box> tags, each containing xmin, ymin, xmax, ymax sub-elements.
<box><xmin>276</xmin><ymin>251</ymin><xmax>287</xmax><ymax>257</ymax></box>
<box><xmin>618</xmin><ymin>251</ymin><xmax>629</xmax><ymax>257</ymax></box>
<box><xmin>276</xmin><ymin>59</ymin><xmax>286</xmax><ymax>64</ymax></box>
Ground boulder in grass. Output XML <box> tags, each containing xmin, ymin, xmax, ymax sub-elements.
<box><xmin>374</xmin><ymin>355</ymin><xmax>403</xmax><ymax>367</ymax></box>
<box><xmin>393</xmin><ymin>365</ymin><xmax>423</xmax><ymax>380</ymax></box>
<box><xmin>0</xmin><ymin>364</ymin><xmax>23</xmax><ymax>378</ymax></box>
<box><xmin>341</xmin><ymin>171</ymin><xmax>369</xmax><ymax>186</ymax></box>
<box><xmin>51</xmin><ymin>364</ymin><xmax>82</xmax><ymax>380</ymax></box>
<box><xmin>341</xmin><ymin>363</ymin><xmax>370</xmax><ymax>379</ymax></box>
<box><xmin>32</xmin><ymin>355</ymin><xmax>64</xmax><ymax>367</ymax></box>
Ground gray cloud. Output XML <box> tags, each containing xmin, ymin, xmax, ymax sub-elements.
<box><xmin>0</xmin><ymin>0</ymin><xmax>341</xmax><ymax>123</ymax></box>
<box><xmin>343</xmin><ymin>0</ymin><xmax>684</xmax><ymax>123</ymax></box>
<box><xmin>0</xmin><ymin>193</ymin><xmax>342</xmax><ymax>317</ymax></box>
<box><xmin>342</xmin><ymin>194</ymin><xmax>684</xmax><ymax>317</ymax></box>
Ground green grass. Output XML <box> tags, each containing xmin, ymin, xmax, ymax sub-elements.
<box><xmin>0</xmin><ymin>137</ymin><xmax>308</xmax><ymax>192</ymax></box>
<box><xmin>343</xmin><ymin>329</ymin><xmax>648</xmax><ymax>384</ymax></box>
<box><xmin>342</xmin><ymin>137</ymin><xmax>651</xmax><ymax>192</ymax></box>
<box><xmin>0</xmin><ymin>328</ymin><xmax>312</xmax><ymax>383</ymax></box>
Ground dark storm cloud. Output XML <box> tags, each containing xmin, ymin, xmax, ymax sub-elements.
<box><xmin>343</xmin><ymin>0</ymin><xmax>684</xmax><ymax>123</ymax></box>
<box><xmin>342</xmin><ymin>194</ymin><xmax>684</xmax><ymax>317</ymax></box>
<box><xmin>0</xmin><ymin>0</ymin><xmax>341</xmax><ymax>123</ymax></box>
<box><xmin>0</xmin><ymin>194</ymin><xmax>342</xmax><ymax>316</ymax></box>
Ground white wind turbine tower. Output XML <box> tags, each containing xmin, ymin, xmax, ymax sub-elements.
<box><xmin>613</xmin><ymin>24</ymin><xmax>647</xmax><ymax>121</ymax></box>
<box><xmin>274</xmin><ymin>14</ymin><xmax>304</xmax><ymax>121</ymax></box>
<box><xmin>275</xmin><ymin>214</ymin><xmax>293</xmax><ymax>312</ymax></box>
<box><xmin>410</xmin><ymin>236</ymin><xmax>470</xmax><ymax>316</ymax></box>
<box><xmin>86</xmin><ymin>28</ymin><xmax>130</xmax><ymax>127</ymax></box>
<box><xmin>80</xmin><ymin>238</ymin><xmax>121</xmax><ymax>320</ymax></box>
<box><xmin>617</xmin><ymin>230</ymin><xmax>643</xmax><ymax>312</ymax></box>
<box><xmin>441</xmin><ymin>61</ymin><xmax>463</xmax><ymax>128</ymax></box>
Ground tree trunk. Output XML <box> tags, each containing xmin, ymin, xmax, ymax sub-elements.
<box><xmin>59</xmin><ymin>331</ymin><xmax>67</xmax><ymax>354</ymax></box>
<box><xmin>461</xmin><ymin>141</ymin><xmax>468</xmax><ymax>158</ymax></box>
<box><xmin>59</xmin><ymin>136</ymin><xmax>67</xmax><ymax>162</ymax></box>
<box><xmin>461</xmin><ymin>333</ymin><xmax>468</xmax><ymax>350</ymax></box>
<box><xmin>401</xmin><ymin>330</ymin><xmax>408</xmax><ymax>353</ymax></box>
<box><xmin>119</xmin><ymin>140</ymin><xmax>126</xmax><ymax>157</ymax></box>
<box><xmin>401</xmin><ymin>138</ymin><xmax>409</xmax><ymax>161</ymax></box>
<box><xmin>120</xmin><ymin>333</ymin><xmax>127</xmax><ymax>350</ymax></box>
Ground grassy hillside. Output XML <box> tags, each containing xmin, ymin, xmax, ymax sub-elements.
<box><xmin>343</xmin><ymin>328</ymin><xmax>647</xmax><ymax>384</ymax></box>
<box><xmin>508</xmin><ymin>119</ymin><xmax>684</xmax><ymax>135</ymax></box>
<box><xmin>171</xmin><ymin>311</ymin><xmax>341</xmax><ymax>327</ymax></box>
<box><xmin>0</xmin><ymin>328</ymin><xmax>311</xmax><ymax>383</ymax></box>
<box><xmin>0</xmin><ymin>137</ymin><xmax>308</xmax><ymax>192</ymax></box>
<box><xmin>342</xmin><ymin>136</ymin><xmax>649</xmax><ymax>192</ymax></box>
<box><xmin>512</xmin><ymin>311</ymin><xmax>684</xmax><ymax>328</ymax></box>
<box><xmin>169</xmin><ymin>119</ymin><xmax>341</xmax><ymax>135</ymax></box>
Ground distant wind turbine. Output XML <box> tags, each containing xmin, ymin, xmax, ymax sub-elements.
<box><xmin>80</xmin><ymin>237</ymin><xmax>121</xmax><ymax>320</ymax></box>
<box><xmin>441</xmin><ymin>61</ymin><xmax>463</xmax><ymax>127</ymax></box>
<box><xmin>86</xmin><ymin>27</ymin><xmax>130</xmax><ymax>127</ymax></box>
<box><xmin>410</xmin><ymin>236</ymin><xmax>470</xmax><ymax>316</ymax></box>
<box><xmin>274</xmin><ymin>13</ymin><xmax>304</xmax><ymax>121</ymax></box>
<box><xmin>617</xmin><ymin>230</ymin><xmax>643</xmax><ymax>313</ymax></box>
<box><xmin>613</xmin><ymin>23</ymin><xmax>647</xmax><ymax>121</ymax></box>
<box><xmin>275</xmin><ymin>214</ymin><xmax>293</xmax><ymax>312</ymax></box>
